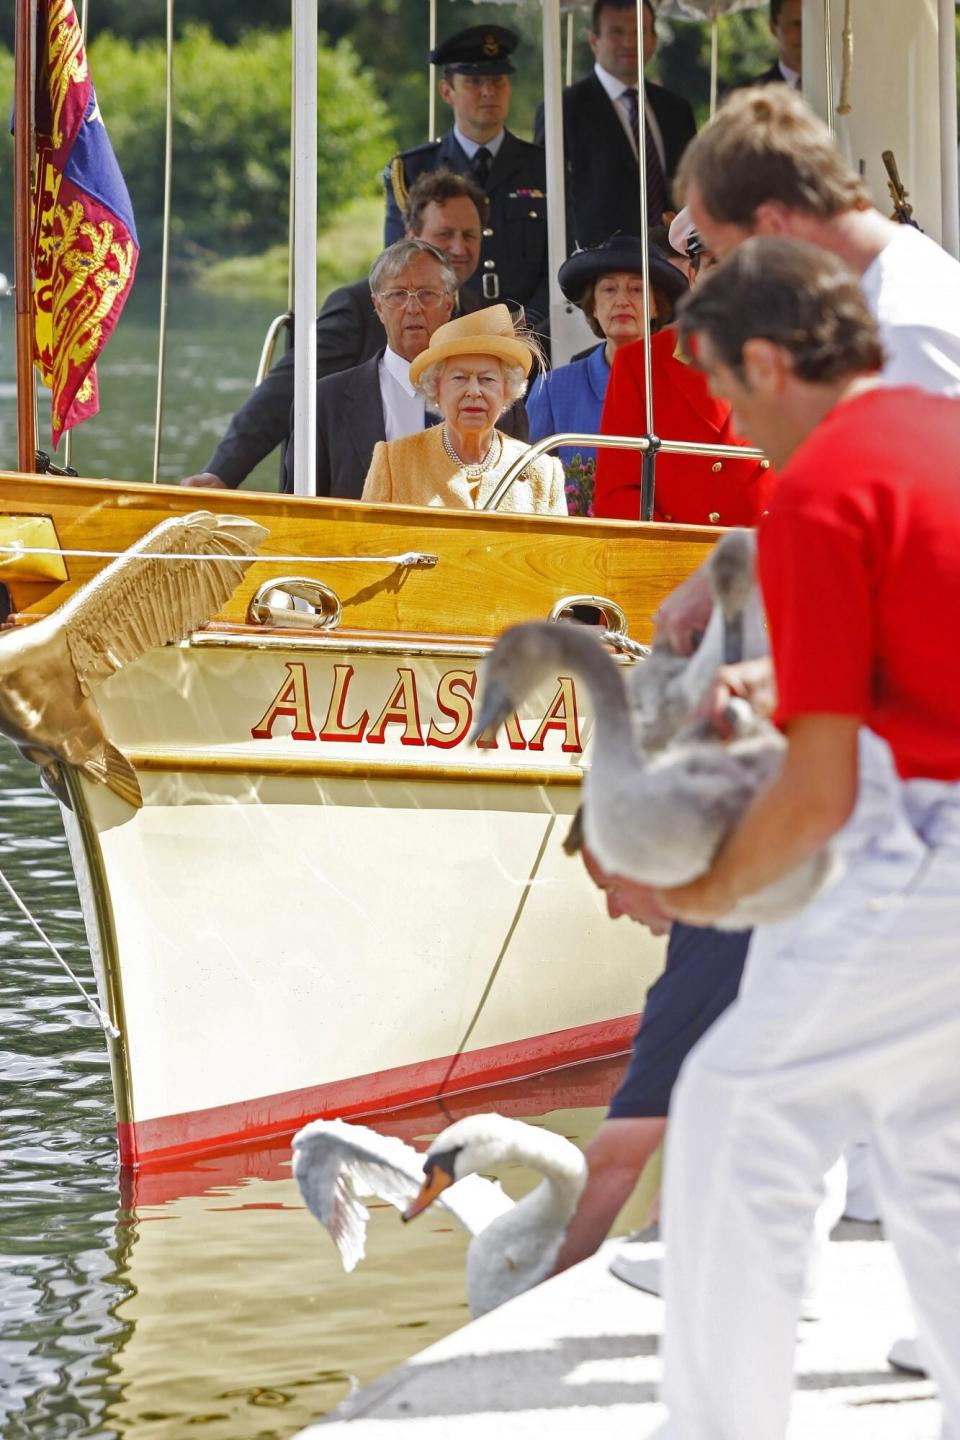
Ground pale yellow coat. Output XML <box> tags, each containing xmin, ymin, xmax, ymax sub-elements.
<box><xmin>361</xmin><ymin>425</ymin><xmax>568</xmax><ymax>514</ymax></box>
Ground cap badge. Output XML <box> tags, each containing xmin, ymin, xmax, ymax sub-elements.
<box><xmin>482</xmin><ymin>33</ymin><xmax>499</xmax><ymax>56</ymax></box>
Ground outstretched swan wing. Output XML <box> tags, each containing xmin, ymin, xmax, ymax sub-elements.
<box><xmin>291</xmin><ymin>1118</ymin><xmax>510</xmax><ymax>1272</ymax></box>
<box><xmin>59</xmin><ymin>512</ymin><xmax>269</xmax><ymax>695</ymax></box>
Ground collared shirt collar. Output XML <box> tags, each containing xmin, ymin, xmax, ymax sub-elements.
<box><xmin>778</xmin><ymin>59</ymin><xmax>800</xmax><ymax>89</ymax></box>
<box><xmin>382</xmin><ymin>344</ymin><xmax>417</xmax><ymax>396</ymax></box>
<box><xmin>454</xmin><ymin>126</ymin><xmax>506</xmax><ymax>163</ymax></box>
<box><xmin>594</xmin><ymin>60</ymin><xmax>637</xmax><ymax>104</ymax></box>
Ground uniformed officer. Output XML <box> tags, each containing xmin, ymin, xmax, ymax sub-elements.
<box><xmin>383</xmin><ymin>25</ymin><xmax>549</xmax><ymax>329</ymax></box>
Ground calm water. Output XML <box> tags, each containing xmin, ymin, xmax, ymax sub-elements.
<box><xmin>0</xmin><ymin>737</ymin><xmax>653</xmax><ymax>1440</ymax></box>
<box><xmin>0</xmin><ymin>283</ymin><xmax>288</xmax><ymax>491</ymax></box>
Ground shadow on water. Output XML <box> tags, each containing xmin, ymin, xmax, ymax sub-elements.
<box><xmin>0</xmin><ymin>739</ymin><xmax>652</xmax><ymax>1440</ymax></box>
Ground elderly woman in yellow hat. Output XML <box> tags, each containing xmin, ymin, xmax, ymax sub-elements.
<box><xmin>361</xmin><ymin>305</ymin><xmax>566</xmax><ymax>513</ymax></box>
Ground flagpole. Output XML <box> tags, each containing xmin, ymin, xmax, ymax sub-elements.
<box><xmin>13</xmin><ymin>0</ymin><xmax>38</xmax><ymax>474</ymax></box>
<box><xmin>152</xmin><ymin>0</ymin><xmax>175</xmax><ymax>484</ymax></box>
<box><xmin>62</xmin><ymin>0</ymin><xmax>89</xmax><ymax>474</ymax></box>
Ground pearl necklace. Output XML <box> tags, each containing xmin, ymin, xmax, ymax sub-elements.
<box><xmin>442</xmin><ymin>425</ymin><xmax>501</xmax><ymax>481</ymax></box>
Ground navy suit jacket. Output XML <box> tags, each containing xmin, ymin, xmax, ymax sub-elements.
<box><xmin>535</xmin><ymin>74</ymin><xmax>696</xmax><ymax>249</ymax></box>
<box><xmin>282</xmin><ymin>352</ymin><xmax>386</xmax><ymax>499</ymax></box>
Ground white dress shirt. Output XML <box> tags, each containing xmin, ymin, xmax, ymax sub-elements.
<box><xmin>777</xmin><ymin>60</ymin><xmax>800</xmax><ymax>90</ymax></box>
<box><xmin>379</xmin><ymin>346</ymin><xmax>426</xmax><ymax>442</ymax></box>
<box><xmin>860</xmin><ymin>224</ymin><xmax>960</xmax><ymax>396</ymax></box>
<box><xmin>593</xmin><ymin>62</ymin><xmax>666</xmax><ymax>167</ymax></box>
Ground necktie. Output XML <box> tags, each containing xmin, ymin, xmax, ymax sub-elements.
<box><xmin>473</xmin><ymin>146</ymin><xmax>492</xmax><ymax>187</ymax></box>
<box><xmin>623</xmin><ymin>86</ymin><xmax>667</xmax><ymax>225</ymax></box>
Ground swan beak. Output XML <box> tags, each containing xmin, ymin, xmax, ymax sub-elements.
<box><xmin>470</xmin><ymin>681</ymin><xmax>512</xmax><ymax>745</ymax></box>
<box><xmin>402</xmin><ymin>1164</ymin><xmax>453</xmax><ymax>1221</ymax></box>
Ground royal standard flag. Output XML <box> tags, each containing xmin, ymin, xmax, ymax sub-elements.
<box><xmin>31</xmin><ymin>0</ymin><xmax>139</xmax><ymax>446</ymax></box>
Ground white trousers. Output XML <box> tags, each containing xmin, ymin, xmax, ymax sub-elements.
<box><xmin>657</xmin><ymin>734</ymin><xmax>960</xmax><ymax>1439</ymax></box>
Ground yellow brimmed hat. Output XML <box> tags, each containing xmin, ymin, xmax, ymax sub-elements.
<box><xmin>409</xmin><ymin>304</ymin><xmax>535</xmax><ymax>385</ymax></box>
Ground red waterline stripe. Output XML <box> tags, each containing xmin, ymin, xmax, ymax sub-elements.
<box><xmin>118</xmin><ymin>1013</ymin><xmax>640</xmax><ymax>1170</ymax></box>
<box><xmin>123</xmin><ymin>1052</ymin><xmax>636</xmax><ymax>1209</ymax></box>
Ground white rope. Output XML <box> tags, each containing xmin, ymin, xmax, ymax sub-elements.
<box><xmin>0</xmin><ymin>546</ymin><xmax>437</xmax><ymax>568</ymax></box>
<box><xmin>0</xmin><ymin>863</ymin><xmax>120</xmax><ymax>1038</ymax></box>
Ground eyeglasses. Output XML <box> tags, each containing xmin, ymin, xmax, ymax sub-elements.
<box><xmin>378</xmin><ymin>287</ymin><xmax>449</xmax><ymax>310</ymax></box>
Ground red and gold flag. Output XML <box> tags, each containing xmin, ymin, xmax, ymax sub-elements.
<box><xmin>31</xmin><ymin>0</ymin><xmax>139</xmax><ymax>446</ymax></box>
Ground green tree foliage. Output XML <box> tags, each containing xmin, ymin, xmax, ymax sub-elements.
<box><xmin>82</xmin><ymin>0</ymin><xmax>292</xmax><ymax>47</ymax></box>
<box><xmin>90</xmin><ymin>25</ymin><xmax>392</xmax><ymax>272</ymax></box>
<box><xmin>316</xmin><ymin>1</ymin><xmax>548</xmax><ymax>150</ymax></box>
<box><xmin>657</xmin><ymin>9</ymin><xmax>778</xmax><ymax>120</ymax></box>
<box><xmin>0</xmin><ymin>26</ymin><xmax>393</xmax><ymax>277</ymax></box>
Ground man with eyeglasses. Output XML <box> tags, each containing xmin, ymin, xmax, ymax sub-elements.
<box><xmin>383</xmin><ymin>26</ymin><xmax>549</xmax><ymax>329</ymax></box>
<box><xmin>280</xmin><ymin>239</ymin><xmax>456</xmax><ymax>498</ymax></box>
<box><xmin>182</xmin><ymin>170</ymin><xmax>531</xmax><ymax>493</ymax></box>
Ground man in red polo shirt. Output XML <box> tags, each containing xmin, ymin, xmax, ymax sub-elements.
<box><xmin>632</xmin><ymin>238</ymin><xmax>960</xmax><ymax>1439</ymax></box>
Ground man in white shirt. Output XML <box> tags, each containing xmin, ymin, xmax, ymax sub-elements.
<box><xmin>609</xmin><ymin>84</ymin><xmax>960</xmax><ymax>1424</ymax></box>
<box><xmin>282</xmin><ymin>240</ymin><xmax>456</xmax><ymax>497</ymax></box>
<box><xmin>680</xmin><ymin>86</ymin><xmax>960</xmax><ymax>396</ymax></box>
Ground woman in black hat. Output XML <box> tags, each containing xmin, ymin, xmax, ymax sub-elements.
<box><xmin>527</xmin><ymin>236</ymin><xmax>688</xmax><ymax>513</ymax></box>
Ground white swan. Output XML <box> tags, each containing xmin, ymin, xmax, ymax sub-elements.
<box><xmin>472</xmin><ymin>530</ymin><xmax>836</xmax><ymax>929</ymax></box>
<box><xmin>291</xmin><ymin>1113</ymin><xmax>586</xmax><ymax>1318</ymax></box>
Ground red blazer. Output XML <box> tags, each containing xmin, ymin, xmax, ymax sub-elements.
<box><xmin>594</xmin><ymin>328</ymin><xmax>773</xmax><ymax>526</ymax></box>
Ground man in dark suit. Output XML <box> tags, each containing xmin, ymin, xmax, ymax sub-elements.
<box><xmin>282</xmin><ymin>240</ymin><xmax>456</xmax><ymax>498</ymax></box>
<box><xmin>739</xmin><ymin>0</ymin><xmax>802</xmax><ymax>90</ymax></box>
<box><xmin>535</xmin><ymin>0</ymin><xmax>696</xmax><ymax>250</ymax></box>
<box><xmin>182</xmin><ymin>171</ymin><xmax>490</xmax><ymax>491</ymax></box>
<box><xmin>383</xmin><ymin>26</ymin><xmax>549</xmax><ymax>327</ymax></box>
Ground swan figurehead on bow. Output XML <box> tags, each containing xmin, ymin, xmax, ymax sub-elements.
<box><xmin>292</xmin><ymin>1113</ymin><xmax>586</xmax><ymax>1318</ymax></box>
<box><xmin>0</xmin><ymin>511</ymin><xmax>267</xmax><ymax>808</ymax></box>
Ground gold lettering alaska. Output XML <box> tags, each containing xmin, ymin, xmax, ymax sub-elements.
<box><xmin>45</xmin><ymin>199</ymin><xmax>135</xmax><ymax>421</ymax></box>
<box><xmin>45</xmin><ymin>0</ymin><xmax>88</xmax><ymax>151</ymax></box>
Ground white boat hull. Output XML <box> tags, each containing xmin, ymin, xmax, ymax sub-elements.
<box><xmin>65</xmin><ymin>634</ymin><xmax>665</xmax><ymax>1167</ymax></box>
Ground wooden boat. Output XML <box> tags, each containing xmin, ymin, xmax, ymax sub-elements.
<box><xmin>3</xmin><ymin>0</ymin><xmax>956</xmax><ymax>1170</ymax></box>
<box><xmin>0</xmin><ymin>468</ymin><xmax>714</xmax><ymax>1167</ymax></box>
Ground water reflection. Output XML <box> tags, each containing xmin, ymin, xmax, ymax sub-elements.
<box><xmin>0</xmin><ymin>742</ymin><xmax>133</xmax><ymax>1439</ymax></box>
<box><xmin>0</xmin><ymin>284</ymin><xmax>285</xmax><ymax>490</ymax></box>
<box><xmin>0</xmin><ymin>738</ymin><xmax>653</xmax><ymax>1438</ymax></box>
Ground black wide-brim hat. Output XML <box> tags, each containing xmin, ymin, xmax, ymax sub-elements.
<box><xmin>430</xmin><ymin>25</ymin><xmax>518</xmax><ymax>75</ymax></box>
<box><xmin>558</xmin><ymin>236</ymin><xmax>690</xmax><ymax>307</ymax></box>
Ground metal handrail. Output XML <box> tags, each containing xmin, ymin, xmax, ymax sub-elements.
<box><xmin>255</xmin><ymin>311</ymin><xmax>294</xmax><ymax>386</ymax></box>
<box><xmin>482</xmin><ymin>431</ymin><xmax>767</xmax><ymax>513</ymax></box>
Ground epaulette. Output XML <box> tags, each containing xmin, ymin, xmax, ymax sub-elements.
<box><xmin>398</xmin><ymin>139</ymin><xmax>443</xmax><ymax>161</ymax></box>
<box><xmin>389</xmin><ymin>156</ymin><xmax>409</xmax><ymax>215</ymax></box>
